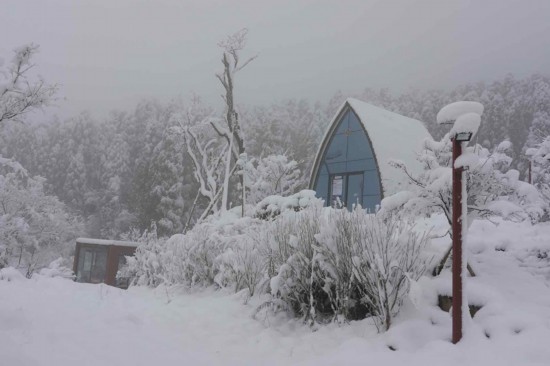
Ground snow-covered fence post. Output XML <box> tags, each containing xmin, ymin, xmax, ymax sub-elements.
<box><xmin>437</xmin><ymin>101</ymin><xmax>483</xmax><ymax>344</ymax></box>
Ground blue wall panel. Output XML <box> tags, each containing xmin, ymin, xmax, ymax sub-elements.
<box><xmin>313</xmin><ymin>109</ymin><xmax>382</xmax><ymax>210</ymax></box>
<box><xmin>324</xmin><ymin>134</ymin><xmax>347</xmax><ymax>163</ymax></box>
<box><xmin>346</xmin><ymin>159</ymin><xmax>376</xmax><ymax>172</ymax></box>
<box><xmin>362</xmin><ymin>195</ymin><xmax>380</xmax><ymax>212</ymax></box>
<box><xmin>363</xmin><ymin>170</ymin><xmax>381</xmax><ymax>196</ymax></box>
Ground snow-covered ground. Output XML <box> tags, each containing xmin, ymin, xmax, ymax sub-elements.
<box><xmin>2</xmin><ymin>219</ymin><xmax>550</xmax><ymax>366</ymax></box>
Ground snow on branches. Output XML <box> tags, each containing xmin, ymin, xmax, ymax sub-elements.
<box><xmin>526</xmin><ymin>136</ymin><xmax>550</xmax><ymax>215</ymax></box>
<box><xmin>0</xmin><ymin>157</ymin><xmax>82</xmax><ymax>276</ymax></box>
<box><xmin>380</xmin><ymin>134</ymin><xmax>543</xmax><ymax>234</ymax></box>
<box><xmin>0</xmin><ymin>44</ymin><xmax>57</xmax><ymax>124</ymax></box>
<box><xmin>125</xmin><ymin>199</ymin><xmax>432</xmax><ymax>332</ymax></box>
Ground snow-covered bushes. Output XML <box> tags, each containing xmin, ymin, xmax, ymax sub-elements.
<box><xmin>262</xmin><ymin>206</ymin><xmax>325</xmax><ymax>322</ymax></box>
<box><xmin>122</xmin><ymin>226</ymin><xmax>167</xmax><ymax>287</ymax></box>
<box><xmin>253</xmin><ymin>189</ymin><xmax>321</xmax><ymax>220</ymax></box>
<box><xmin>38</xmin><ymin>257</ymin><xmax>74</xmax><ymax>279</ymax></box>
<box><xmin>265</xmin><ymin>207</ymin><xmax>430</xmax><ymax>329</ymax></box>
<box><xmin>126</xmin><ymin>194</ymin><xmax>431</xmax><ymax>331</ymax></box>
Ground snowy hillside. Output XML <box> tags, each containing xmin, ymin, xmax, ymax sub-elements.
<box><xmin>2</xmin><ymin>219</ymin><xmax>550</xmax><ymax>366</ymax></box>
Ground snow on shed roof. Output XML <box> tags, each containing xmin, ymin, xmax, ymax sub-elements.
<box><xmin>76</xmin><ymin>237</ymin><xmax>138</xmax><ymax>248</ymax></box>
<box><xmin>312</xmin><ymin>98</ymin><xmax>432</xmax><ymax>197</ymax></box>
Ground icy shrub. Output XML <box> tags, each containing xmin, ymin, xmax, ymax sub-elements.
<box><xmin>38</xmin><ymin>257</ymin><xmax>74</xmax><ymax>279</ymax></box>
<box><xmin>262</xmin><ymin>207</ymin><xmax>431</xmax><ymax>329</ymax></box>
<box><xmin>321</xmin><ymin>211</ymin><xmax>431</xmax><ymax>331</ymax></box>
<box><xmin>215</xmin><ymin>236</ymin><xmax>265</xmax><ymax>296</ymax></box>
<box><xmin>122</xmin><ymin>226</ymin><xmax>167</xmax><ymax>287</ymax></box>
<box><xmin>261</xmin><ymin>206</ymin><xmax>328</xmax><ymax>323</ymax></box>
<box><xmin>253</xmin><ymin>189</ymin><xmax>322</xmax><ymax>220</ymax></box>
<box><xmin>314</xmin><ymin>208</ymin><xmax>373</xmax><ymax>322</ymax></box>
<box><xmin>168</xmin><ymin>224</ymin><xmax>225</xmax><ymax>287</ymax></box>
<box><xmin>125</xmin><ymin>195</ymin><xmax>430</xmax><ymax>332</ymax></box>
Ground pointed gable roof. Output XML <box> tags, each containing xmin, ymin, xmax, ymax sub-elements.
<box><xmin>310</xmin><ymin>98</ymin><xmax>432</xmax><ymax>197</ymax></box>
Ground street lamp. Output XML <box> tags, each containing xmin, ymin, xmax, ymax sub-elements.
<box><xmin>437</xmin><ymin>102</ymin><xmax>483</xmax><ymax>344</ymax></box>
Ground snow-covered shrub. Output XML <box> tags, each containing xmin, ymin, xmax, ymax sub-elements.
<box><xmin>262</xmin><ymin>206</ymin><xmax>326</xmax><ymax>322</ymax></box>
<box><xmin>314</xmin><ymin>208</ymin><xmax>371</xmax><ymax>322</ymax></box>
<box><xmin>262</xmin><ymin>206</ymin><xmax>431</xmax><ymax>329</ymax></box>
<box><xmin>253</xmin><ymin>189</ymin><xmax>322</xmax><ymax>220</ymax></box>
<box><xmin>341</xmin><ymin>215</ymin><xmax>429</xmax><ymax>331</ymax></box>
<box><xmin>126</xmin><ymin>209</ymin><xmax>266</xmax><ymax>292</ymax></box>
<box><xmin>314</xmin><ymin>209</ymin><xmax>430</xmax><ymax>329</ymax></box>
<box><xmin>170</xmin><ymin>223</ymin><xmax>225</xmax><ymax>286</ymax></box>
<box><xmin>215</xmin><ymin>235</ymin><xmax>265</xmax><ymax>296</ymax></box>
<box><xmin>122</xmin><ymin>226</ymin><xmax>167</xmax><ymax>287</ymax></box>
<box><xmin>38</xmin><ymin>257</ymin><xmax>74</xmax><ymax>279</ymax></box>
<box><xmin>526</xmin><ymin>136</ymin><xmax>550</xmax><ymax>219</ymax></box>
<box><xmin>126</xmin><ymin>195</ymin><xmax>431</xmax><ymax>332</ymax></box>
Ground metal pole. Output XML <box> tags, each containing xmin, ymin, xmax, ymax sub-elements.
<box><xmin>452</xmin><ymin>137</ymin><xmax>463</xmax><ymax>344</ymax></box>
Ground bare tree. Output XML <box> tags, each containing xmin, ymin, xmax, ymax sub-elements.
<box><xmin>212</xmin><ymin>29</ymin><xmax>257</xmax><ymax>212</ymax></box>
<box><xmin>177</xmin><ymin>29</ymin><xmax>257</xmax><ymax>228</ymax></box>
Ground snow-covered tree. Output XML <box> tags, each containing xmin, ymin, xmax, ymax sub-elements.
<box><xmin>173</xmin><ymin>29</ymin><xmax>257</xmax><ymax>227</ymax></box>
<box><xmin>380</xmin><ymin>134</ymin><xmax>543</xmax><ymax>233</ymax></box>
<box><xmin>0</xmin><ymin>44</ymin><xmax>57</xmax><ymax>125</ymax></box>
<box><xmin>244</xmin><ymin>154</ymin><xmax>301</xmax><ymax>205</ymax></box>
<box><xmin>526</xmin><ymin>136</ymin><xmax>550</xmax><ymax>216</ymax></box>
<box><xmin>240</xmin><ymin>99</ymin><xmax>326</xmax><ymax>183</ymax></box>
<box><xmin>0</xmin><ymin>158</ymin><xmax>82</xmax><ymax>276</ymax></box>
<box><xmin>213</xmin><ymin>29</ymin><xmax>256</xmax><ymax>212</ymax></box>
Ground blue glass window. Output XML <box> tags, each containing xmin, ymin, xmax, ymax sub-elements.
<box><xmin>313</xmin><ymin>108</ymin><xmax>382</xmax><ymax>210</ymax></box>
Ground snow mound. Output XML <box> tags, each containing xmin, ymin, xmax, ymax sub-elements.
<box><xmin>436</xmin><ymin>101</ymin><xmax>484</xmax><ymax>124</ymax></box>
<box><xmin>450</xmin><ymin>112</ymin><xmax>481</xmax><ymax>137</ymax></box>
<box><xmin>0</xmin><ymin>267</ymin><xmax>25</xmax><ymax>282</ymax></box>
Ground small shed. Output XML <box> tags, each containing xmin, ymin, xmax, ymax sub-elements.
<box><xmin>73</xmin><ymin>238</ymin><xmax>138</xmax><ymax>288</ymax></box>
<box><xmin>309</xmin><ymin>98</ymin><xmax>431</xmax><ymax>210</ymax></box>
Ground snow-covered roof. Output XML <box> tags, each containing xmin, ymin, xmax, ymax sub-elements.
<box><xmin>76</xmin><ymin>237</ymin><xmax>138</xmax><ymax>248</ymax></box>
<box><xmin>312</xmin><ymin>98</ymin><xmax>432</xmax><ymax>197</ymax></box>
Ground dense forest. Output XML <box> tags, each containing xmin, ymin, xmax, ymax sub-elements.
<box><xmin>1</xmin><ymin>73</ymin><xmax>549</xmax><ymax>241</ymax></box>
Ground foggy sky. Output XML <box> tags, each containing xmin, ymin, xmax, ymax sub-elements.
<box><xmin>1</xmin><ymin>0</ymin><xmax>549</xmax><ymax>120</ymax></box>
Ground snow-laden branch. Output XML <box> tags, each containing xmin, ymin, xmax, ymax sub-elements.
<box><xmin>0</xmin><ymin>44</ymin><xmax>57</xmax><ymax>125</ymax></box>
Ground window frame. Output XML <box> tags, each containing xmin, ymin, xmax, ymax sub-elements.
<box><xmin>328</xmin><ymin>171</ymin><xmax>364</xmax><ymax>208</ymax></box>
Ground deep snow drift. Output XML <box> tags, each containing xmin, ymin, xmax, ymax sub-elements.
<box><xmin>1</xmin><ymin>219</ymin><xmax>550</xmax><ymax>366</ymax></box>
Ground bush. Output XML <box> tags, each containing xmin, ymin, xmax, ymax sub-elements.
<box><xmin>126</xmin><ymin>193</ymin><xmax>431</xmax><ymax>332</ymax></box>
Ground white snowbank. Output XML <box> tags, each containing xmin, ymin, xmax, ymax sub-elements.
<box><xmin>2</xmin><ymin>218</ymin><xmax>550</xmax><ymax>366</ymax></box>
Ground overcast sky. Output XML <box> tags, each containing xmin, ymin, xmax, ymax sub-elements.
<box><xmin>1</xmin><ymin>0</ymin><xmax>549</xmax><ymax>120</ymax></box>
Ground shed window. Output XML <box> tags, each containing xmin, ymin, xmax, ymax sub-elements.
<box><xmin>76</xmin><ymin>246</ymin><xmax>107</xmax><ymax>284</ymax></box>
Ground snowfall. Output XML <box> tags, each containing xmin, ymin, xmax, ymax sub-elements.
<box><xmin>2</xmin><ymin>217</ymin><xmax>550</xmax><ymax>366</ymax></box>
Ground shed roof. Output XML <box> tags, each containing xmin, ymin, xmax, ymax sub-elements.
<box><xmin>312</xmin><ymin>98</ymin><xmax>432</xmax><ymax>197</ymax></box>
<box><xmin>76</xmin><ymin>237</ymin><xmax>138</xmax><ymax>248</ymax></box>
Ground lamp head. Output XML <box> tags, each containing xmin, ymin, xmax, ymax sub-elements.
<box><xmin>454</xmin><ymin>132</ymin><xmax>473</xmax><ymax>142</ymax></box>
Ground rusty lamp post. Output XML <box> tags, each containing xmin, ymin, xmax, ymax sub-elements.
<box><xmin>437</xmin><ymin>102</ymin><xmax>483</xmax><ymax>344</ymax></box>
<box><xmin>451</xmin><ymin>132</ymin><xmax>471</xmax><ymax>344</ymax></box>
